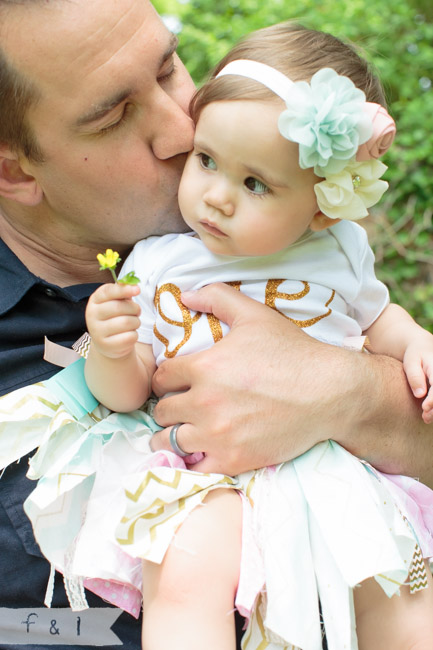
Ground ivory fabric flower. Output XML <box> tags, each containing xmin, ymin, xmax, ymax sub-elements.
<box><xmin>278</xmin><ymin>68</ymin><xmax>373</xmax><ymax>176</ymax></box>
<box><xmin>356</xmin><ymin>103</ymin><xmax>396</xmax><ymax>161</ymax></box>
<box><xmin>314</xmin><ymin>159</ymin><xmax>389</xmax><ymax>221</ymax></box>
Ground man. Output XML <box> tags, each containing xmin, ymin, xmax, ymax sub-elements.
<box><xmin>0</xmin><ymin>2</ymin><xmax>193</xmax><ymax>648</ymax></box>
<box><xmin>0</xmin><ymin>1</ymin><xmax>431</xmax><ymax>649</ymax></box>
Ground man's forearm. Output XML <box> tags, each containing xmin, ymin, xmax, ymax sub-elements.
<box><xmin>331</xmin><ymin>350</ymin><xmax>433</xmax><ymax>488</ymax></box>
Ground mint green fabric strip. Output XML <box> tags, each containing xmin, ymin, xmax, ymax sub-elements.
<box><xmin>44</xmin><ymin>358</ymin><xmax>99</xmax><ymax>419</ymax></box>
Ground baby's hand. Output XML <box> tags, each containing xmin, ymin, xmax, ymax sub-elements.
<box><xmin>403</xmin><ymin>334</ymin><xmax>433</xmax><ymax>424</ymax></box>
<box><xmin>85</xmin><ymin>282</ymin><xmax>141</xmax><ymax>360</ymax></box>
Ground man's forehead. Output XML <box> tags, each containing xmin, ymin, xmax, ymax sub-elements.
<box><xmin>0</xmin><ymin>0</ymin><xmax>168</xmax><ymax>94</ymax></box>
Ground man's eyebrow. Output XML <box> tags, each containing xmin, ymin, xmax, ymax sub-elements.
<box><xmin>163</xmin><ymin>33</ymin><xmax>179</xmax><ymax>63</ymax></box>
<box><xmin>74</xmin><ymin>34</ymin><xmax>178</xmax><ymax>129</ymax></box>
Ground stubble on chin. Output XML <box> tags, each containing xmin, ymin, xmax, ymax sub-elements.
<box><xmin>150</xmin><ymin>203</ymin><xmax>190</xmax><ymax>237</ymax></box>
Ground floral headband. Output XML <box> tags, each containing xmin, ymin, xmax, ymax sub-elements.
<box><xmin>216</xmin><ymin>60</ymin><xmax>396</xmax><ymax>221</ymax></box>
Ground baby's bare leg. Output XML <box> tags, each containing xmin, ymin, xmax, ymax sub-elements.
<box><xmin>141</xmin><ymin>488</ymin><xmax>242</xmax><ymax>650</ymax></box>
<box><xmin>354</xmin><ymin>561</ymin><xmax>433</xmax><ymax>650</ymax></box>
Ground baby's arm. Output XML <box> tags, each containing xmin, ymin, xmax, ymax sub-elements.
<box><xmin>84</xmin><ymin>282</ymin><xmax>156</xmax><ymax>412</ymax></box>
<box><xmin>365</xmin><ymin>303</ymin><xmax>433</xmax><ymax>423</ymax></box>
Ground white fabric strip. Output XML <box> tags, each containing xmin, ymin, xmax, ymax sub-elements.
<box><xmin>216</xmin><ymin>59</ymin><xmax>294</xmax><ymax>102</ymax></box>
<box><xmin>44</xmin><ymin>563</ymin><xmax>56</xmax><ymax>608</ymax></box>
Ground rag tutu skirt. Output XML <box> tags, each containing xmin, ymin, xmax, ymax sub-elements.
<box><xmin>1</xmin><ymin>359</ymin><xmax>433</xmax><ymax>650</ymax></box>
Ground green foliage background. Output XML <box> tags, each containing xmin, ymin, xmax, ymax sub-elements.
<box><xmin>155</xmin><ymin>0</ymin><xmax>433</xmax><ymax>330</ymax></box>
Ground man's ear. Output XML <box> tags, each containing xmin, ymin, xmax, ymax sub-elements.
<box><xmin>310</xmin><ymin>210</ymin><xmax>340</xmax><ymax>232</ymax></box>
<box><xmin>0</xmin><ymin>147</ymin><xmax>43</xmax><ymax>206</ymax></box>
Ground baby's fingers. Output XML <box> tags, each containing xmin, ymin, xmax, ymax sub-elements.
<box><xmin>421</xmin><ymin>362</ymin><xmax>433</xmax><ymax>423</ymax></box>
<box><xmin>403</xmin><ymin>351</ymin><xmax>427</xmax><ymax>399</ymax></box>
<box><xmin>87</xmin><ymin>283</ymin><xmax>140</xmax><ymax>323</ymax></box>
<box><xmin>94</xmin><ymin>328</ymin><xmax>140</xmax><ymax>359</ymax></box>
<box><xmin>88</xmin><ymin>283</ymin><xmax>140</xmax><ymax>312</ymax></box>
<box><xmin>422</xmin><ymin>391</ymin><xmax>433</xmax><ymax>424</ymax></box>
<box><xmin>88</xmin><ymin>312</ymin><xmax>141</xmax><ymax>359</ymax></box>
<box><xmin>95</xmin><ymin>313</ymin><xmax>141</xmax><ymax>339</ymax></box>
<box><xmin>91</xmin><ymin>282</ymin><xmax>140</xmax><ymax>304</ymax></box>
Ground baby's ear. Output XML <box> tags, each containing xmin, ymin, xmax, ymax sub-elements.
<box><xmin>310</xmin><ymin>211</ymin><xmax>341</xmax><ymax>232</ymax></box>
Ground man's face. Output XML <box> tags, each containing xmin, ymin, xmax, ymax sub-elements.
<box><xmin>1</xmin><ymin>0</ymin><xmax>195</xmax><ymax>252</ymax></box>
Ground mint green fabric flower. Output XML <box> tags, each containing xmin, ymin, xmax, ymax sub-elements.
<box><xmin>278</xmin><ymin>68</ymin><xmax>373</xmax><ymax>176</ymax></box>
<box><xmin>314</xmin><ymin>159</ymin><xmax>389</xmax><ymax>221</ymax></box>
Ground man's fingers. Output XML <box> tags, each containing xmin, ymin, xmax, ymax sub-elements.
<box><xmin>150</xmin><ymin>425</ymin><xmax>219</xmax><ymax>471</ymax></box>
<box><xmin>181</xmin><ymin>282</ymin><xmax>266</xmax><ymax>329</ymax></box>
<box><xmin>152</xmin><ymin>389</ymin><xmax>192</xmax><ymax>427</ymax></box>
<box><xmin>151</xmin><ymin>423</ymin><xmax>193</xmax><ymax>455</ymax></box>
<box><xmin>152</xmin><ymin>356</ymin><xmax>192</xmax><ymax>397</ymax></box>
<box><xmin>186</xmin><ymin>455</ymin><xmax>228</xmax><ymax>474</ymax></box>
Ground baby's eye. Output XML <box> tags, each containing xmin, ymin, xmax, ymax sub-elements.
<box><xmin>198</xmin><ymin>153</ymin><xmax>217</xmax><ymax>170</ymax></box>
<box><xmin>244</xmin><ymin>177</ymin><xmax>269</xmax><ymax>195</ymax></box>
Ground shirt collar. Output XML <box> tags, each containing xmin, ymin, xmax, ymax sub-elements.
<box><xmin>0</xmin><ymin>238</ymin><xmax>100</xmax><ymax>316</ymax></box>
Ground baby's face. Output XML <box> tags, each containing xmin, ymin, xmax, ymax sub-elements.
<box><xmin>178</xmin><ymin>99</ymin><xmax>320</xmax><ymax>257</ymax></box>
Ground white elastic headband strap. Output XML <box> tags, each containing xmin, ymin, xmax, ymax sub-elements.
<box><xmin>216</xmin><ymin>60</ymin><xmax>294</xmax><ymax>102</ymax></box>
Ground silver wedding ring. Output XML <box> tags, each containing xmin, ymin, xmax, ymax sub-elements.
<box><xmin>169</xmin><ymin>423</ymin><xmax>189</xmax><ymax>457</ymax></box>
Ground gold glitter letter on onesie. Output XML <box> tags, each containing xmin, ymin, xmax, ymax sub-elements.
<box><xmin>265</xmin><ymin>280</ymin><xmax>335</xmax><ymax>328</ymax></box>
<box><xmin>153</xmin><ymin>283</ymin><xmax>202</xmax><ymax>358</ymax></box>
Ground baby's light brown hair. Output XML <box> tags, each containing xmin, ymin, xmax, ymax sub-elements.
<box><xmin>190</xmin><ymin>22</ymin><xmax>386</xmax><ymax>123</ymax></box>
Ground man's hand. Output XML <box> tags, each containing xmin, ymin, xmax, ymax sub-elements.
<box><xmin>151</xmin><ymin>284</ymin><xmax>339</xmax><ymax>474</ymax></box>
<box><xmin>151</xmin><ymin>284</ymin><xmax>433</xmax><ymax>486</ymax></box>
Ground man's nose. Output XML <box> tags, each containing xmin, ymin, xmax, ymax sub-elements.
<box><xmin>150</xmin><ymin>93</ymin><xmax>195</xmax><ymax>160</ymax></box>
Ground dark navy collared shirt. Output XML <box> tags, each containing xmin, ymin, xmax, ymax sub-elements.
<box><xmin>0</xmin><ymin>239</ymin><xmax>143</xmax><ymax>649</ymax></box>
<box><xmin>0</xmin><ymin>238</ymin><xmax>100</xmax><ymax>396</ymax></box>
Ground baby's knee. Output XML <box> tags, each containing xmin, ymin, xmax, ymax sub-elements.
<box><xmin>161</xmin><ymin>490</ymin><xmax>241</xmax><ymax>584</ymax></box>
<box><xmin>142</xmin><ymin>489</ymin><xmax>242</xmax><ymax>606</ymax></box>
<box><xmin>176</xmin><ymin>488</ymin><xmax>242</xmax><ymax>549</ymax></box>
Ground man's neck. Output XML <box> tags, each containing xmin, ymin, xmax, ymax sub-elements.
<box><xmin>0</xmin><ymin>209</ymin><xmax>113</xmax><ymax>287</ymax></box>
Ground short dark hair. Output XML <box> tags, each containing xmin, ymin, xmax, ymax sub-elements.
<box><xmin>0</xmin><ymin>2</ymin><xmax>44</xmax><ymax>162</ymax></box>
